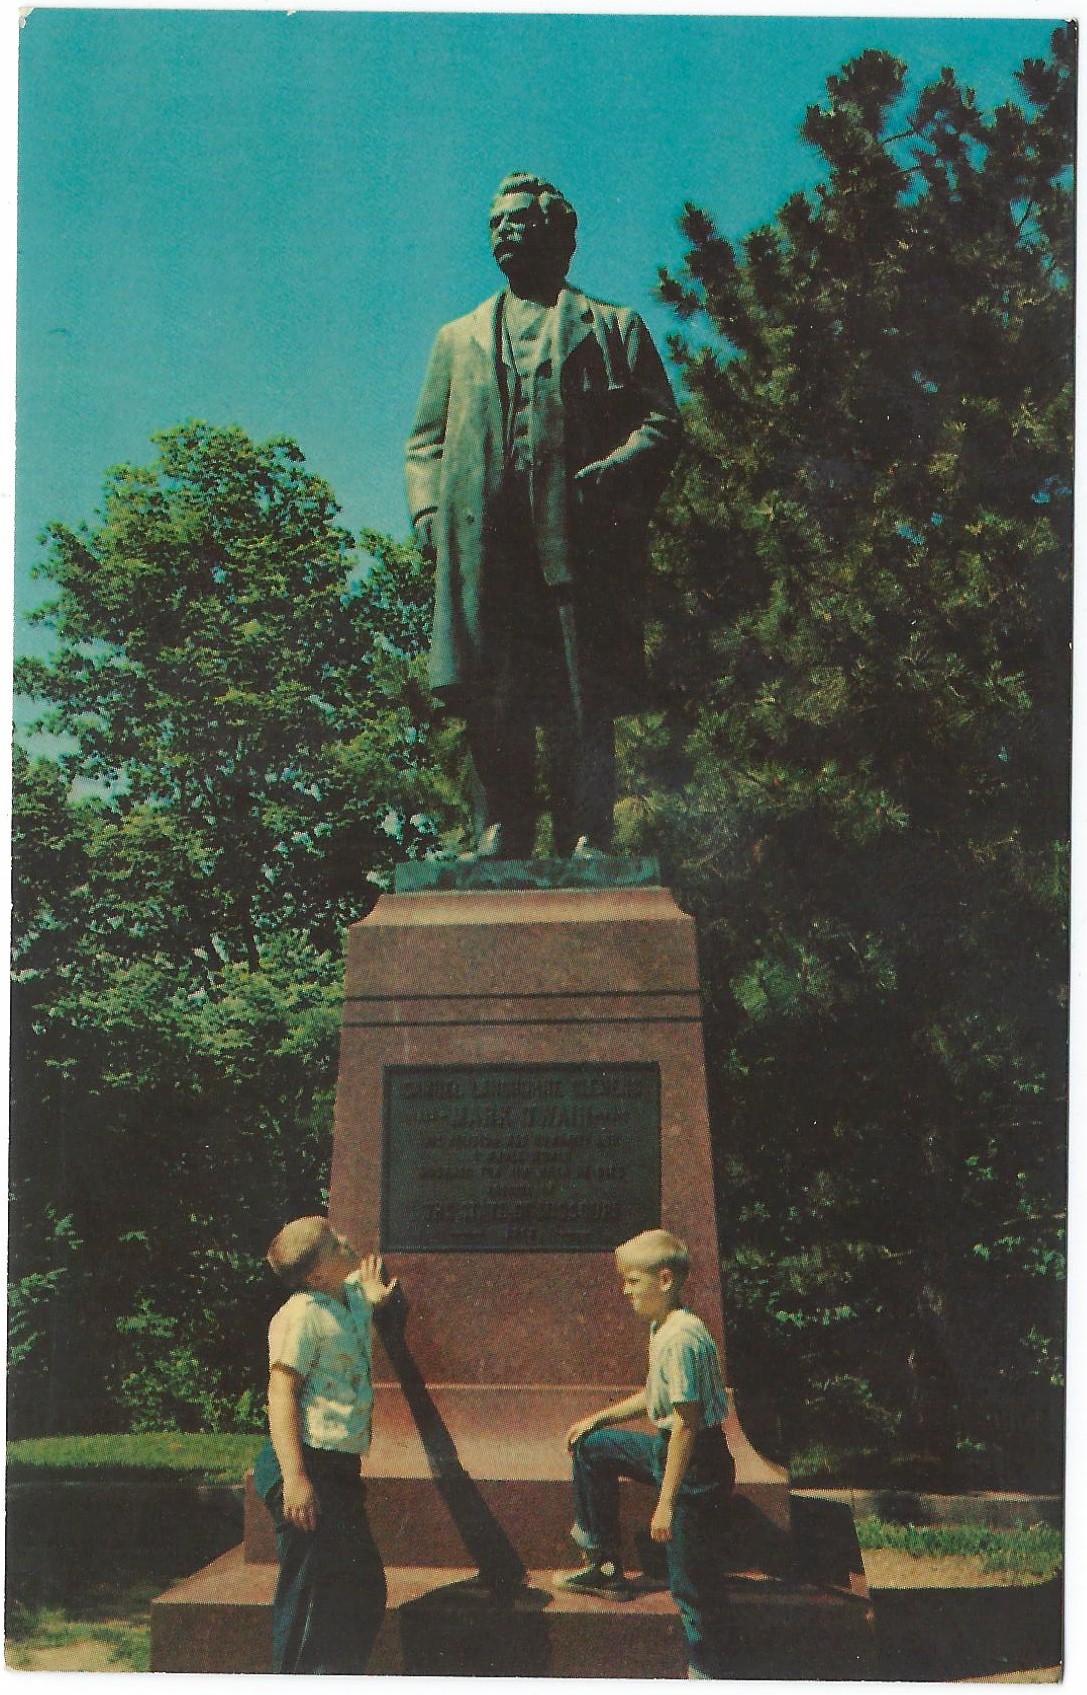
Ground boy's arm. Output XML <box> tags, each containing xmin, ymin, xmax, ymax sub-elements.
<box><xmin>650</xmin><ymin>1401</ymin><xmax>700</xmax><ymax>1542</ymax></box>
<box><xmin>565</xmin><ymin>1390</ymin><xmax>648</xmax><ymax>1451</ymax></box>
<box><xmin>268</xmin><ymin>1363</ymin><xmax>320</xmax><ymax>1532</ymax></box>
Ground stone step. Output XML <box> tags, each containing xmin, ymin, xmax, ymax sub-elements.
<box><xmin>245</xmin><ymin>1468</ymin><xmax>597</xmax><ymax>1571</ymax></box>
<box><xmin>244</xmin><ymin>1467</ymin><xmax>795</xmax><ymax>1575</ymax></box>
<box><xmin>337</xmin><ymin>1379</ymin><xmax>784</xmax><ymax>1488</ymax></box>
<box><xmin>243</xmin><ymin>1381</ymin><xmax>792</xmax><ymax>1570</ymax></box>
<box><xmin>150</xmin><ymin>1546</ymin><xmax>876</xmax><ymax>1678</ymax></box>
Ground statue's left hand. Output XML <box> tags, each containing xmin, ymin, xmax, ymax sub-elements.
<box><xmin>574</xmin><ymin>459</ymin><xmax>612</xmax><ymax>492</ymax></box>
<box><xmin>414</xmin><ymin>513</ymin><xmax>437</xmax><ymax>561</ymax></box>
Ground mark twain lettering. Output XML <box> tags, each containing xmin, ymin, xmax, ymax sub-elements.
<box><xmin>383</xmin><ymin>1064</ymin><xmax>661</xmax><ymax>1251</ymax></box>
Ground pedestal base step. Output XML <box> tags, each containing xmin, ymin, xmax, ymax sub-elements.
<box><xmin>150</xmin><ymin>1547</ymin><xmax>875</xmax><ymax>1678</ymax></box>
<box><xmin>242</xmin><ymin>1383</ymin><xmax>792</xmax><ymax>1569</ymax></box>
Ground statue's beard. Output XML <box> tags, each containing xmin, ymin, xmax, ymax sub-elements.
<box><xmin>498</xmin><ymin>250</ymin><xmax>565</xmax><ymax>297</ymax></box>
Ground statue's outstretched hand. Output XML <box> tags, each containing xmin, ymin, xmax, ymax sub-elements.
<box><xmin>573</xmin><ymin>459</ymin><xmax>611</xmax><ymax>492</ymax></box>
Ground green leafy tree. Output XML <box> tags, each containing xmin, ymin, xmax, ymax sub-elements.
<box><xmin>11</xmin><ymin>424</ymin><xmax>465</xmax><ymax>1432</ymax></box>
<box><xmin>16</xmin><ymin>423</ymin><xmax>462</xmax><ymax>961</ymax></box>
<box><xmin>625</xmin><ymin>27</ymin><xmax>1072</xmax><ymax>1479</ymax></box>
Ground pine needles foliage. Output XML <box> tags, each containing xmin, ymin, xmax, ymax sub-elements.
<box><xmin>620</xmin><ymin>26</ymin><xmax>1073</xmax><ymax>1482</ymax></box>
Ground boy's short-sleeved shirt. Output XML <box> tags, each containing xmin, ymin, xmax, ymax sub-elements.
<box><xmin>268</xmin><ymin>1270</ymin><xmax>374</xmax><ymax>1454</ymax></box>
<box><xmin>646</xmin><ymin>1309</ymin><xmax>730</xmax><ymax>1431</ymax></box>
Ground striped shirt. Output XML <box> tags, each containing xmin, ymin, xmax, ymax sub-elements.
<box><xmin>646</xmin><ymin>1309</ymin><xmax>730</xmax><ymax>1431</ymax></box>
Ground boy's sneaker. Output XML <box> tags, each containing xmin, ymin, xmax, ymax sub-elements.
<box><xmin>554</xmin><ymin>1558</ymin><xmax>633</xmax><ymax>1600</ymax></box>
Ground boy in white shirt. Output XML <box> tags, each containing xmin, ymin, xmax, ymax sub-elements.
<box><xmin>556</xmin><ymin>1228</ymin><xmax>734</xmax><ymax>1678</ymax></box>
<box><xmin>252</xmin><ymin>1217</ymin><xmax>397</xmax><ymax>1673</ymax></box>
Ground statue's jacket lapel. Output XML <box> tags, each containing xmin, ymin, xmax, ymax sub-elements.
<box><xmin>413</xmin><ymin>282</ymin><xmax>678</xmax><ymax>704</ymax></box>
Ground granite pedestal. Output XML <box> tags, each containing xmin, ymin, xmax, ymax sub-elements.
<box><xmin>151</xmin><ymin>873</ymin><xmax>874</xmax><ymax>1675</ymax></box>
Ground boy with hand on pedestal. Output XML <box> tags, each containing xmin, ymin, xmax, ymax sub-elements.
<box><xmin>556</xmin><ymin>1228</ymin><xmax>734</xmax><ymax>1679</ymax></box>
<box><xmin>253</xmin><ymin>1217</ymin><xmax>398</xmax><ymax>1674</ymax></box>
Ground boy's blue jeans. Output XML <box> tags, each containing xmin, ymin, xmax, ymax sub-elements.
<box><xmin>570</xmin><ymin>1425</ymin><xmax>734</xmax><ymax>1677</ymax></box>
<box><xmin>254</xmin><ymin>1441</ymin><xmax>387</xmax><ymax>1674</ymax></box>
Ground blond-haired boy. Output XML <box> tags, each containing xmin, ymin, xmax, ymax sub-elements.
<box><xmin>556</xmin><ymin>1228</ymin><xmax>733</xmax><ymax>1678</ymax></box>
<box><xmin>252</xmin><ymin>1217</ymin><xmax>397</xmax><ymax>1674</ymax></box>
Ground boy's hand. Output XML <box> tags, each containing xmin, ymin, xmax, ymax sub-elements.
<box><xmin>650</xmin><ymin>1500</ymin><xmax>674</xmax><ymax>1543</ymax></box>
<box><xmin>565</xmin><ymin>1416</ymin><xmax>598</xmax><ymax>1451</ymax></box>
<box><xmin>359</xmin><ymin>1253</ymin><xmax>398</xmax><ymax>1307</ymax></box>
<box><xmin>282</xmin><ymin>1471</ymin><xmax>320</xmax><ymax>1533</ymax></box>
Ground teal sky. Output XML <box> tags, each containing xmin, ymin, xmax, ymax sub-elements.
<box><xmin>16</xmin><ymin>8</ymin><xmax>1062</xmax><ymax>660</ymax></box>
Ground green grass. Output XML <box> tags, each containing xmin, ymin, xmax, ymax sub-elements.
<box><xmin>7</xmin><ymin>1432</ymin><xmax>263</xmax><ymax>1484</ymax></box>
<box><xmin>5</xmin><ymin>1577</ymin><xmax>161</xmax><ymax>1673</ymax></box>
<box><xmin>5</xmin><ymin>1607</ymin><xmax>150</xmax><ymax>1672</ymax></box>
<box><xmin>855</xmin><ymin>1517</ymin><xmax>1063</xmax><ymax>1581</ymax></box>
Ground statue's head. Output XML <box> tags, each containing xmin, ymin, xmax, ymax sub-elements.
<box><xmin>489</xmin><ymin>171</ymin><xmax>577</xmax><ymax>284</ymax></box>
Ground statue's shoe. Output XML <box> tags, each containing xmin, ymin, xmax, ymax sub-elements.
<box><xmin>459</xmin><ymin>823</ymin><xmax>504</xmax><ymax>862</ymax></box>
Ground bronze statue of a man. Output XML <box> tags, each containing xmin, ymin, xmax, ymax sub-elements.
<box><xmin>406</xmin><ymin>171</ymin><xmax>681</xmax><ymax>859</ymax></box>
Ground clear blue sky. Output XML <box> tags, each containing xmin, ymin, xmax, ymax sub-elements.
<box><xmin>16</xmin><ymin>8</ymin><xmax>1061</xmax><ymax>659</ymax></box>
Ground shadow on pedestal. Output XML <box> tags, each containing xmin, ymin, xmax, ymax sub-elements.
<box><xmin>396</xmin><ymin>1576</ymin><xmax>554</xmax><ymax>1676</ymax></box>
<box><xmin>376</xmin><ymin>1285</ymin><xmax>526</xmax><ymax>1594</ymax></box>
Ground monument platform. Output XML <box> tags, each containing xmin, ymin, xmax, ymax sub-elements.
<box><xmin>150</xmin><ymin>873</ymin><xmax>873</xmax><ymax>1675</ymax></box>
<box><xmin>151</xmin><ymin>1545</ymin><xmax>874</xmax><ymax>1678</ymax></box>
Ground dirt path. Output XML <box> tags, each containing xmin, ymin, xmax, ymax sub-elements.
<box><xmin>862</xmin><ymin>1549</ymin><xmax>1053</xmax><ymax>1589</ymax></box>
<box><xmin>5</xmin><ymin>1616</ymin><xmax>145</xmax><ymax>1674</ymax></box>
<box><xmin>7</xmin><ymin>1641</ymin><xmax>130</xmax><ymax>1672</ymax></box>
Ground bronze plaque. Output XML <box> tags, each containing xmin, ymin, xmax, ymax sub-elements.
<box><xmin>382</xmin><ymin>1063</ymin><xmax>660</xmax><ymax>1252</ymax></box>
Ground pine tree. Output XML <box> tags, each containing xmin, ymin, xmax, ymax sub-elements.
<box><xmin>629</xmin><ymin>27</ymin><xmax>1073</xmax><ymax>1478</ymax></box>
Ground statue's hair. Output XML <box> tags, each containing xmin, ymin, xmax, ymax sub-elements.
<box><xmin>615</xmin><ymin>1228</ymin><xmax>690</xmax><ymax>1285</ymax></box>
<box><xmin>266</xmin><ymin>1216</ymin><xmax>332</xmax><ymax>1290</ymax></box>
<box><xmin>492</xmin><ymin>171</ymin><xmax>577</xmax><ymax>266</ymax></box>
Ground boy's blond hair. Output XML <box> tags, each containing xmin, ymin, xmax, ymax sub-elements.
<box><xmin>266</xmin><ymin>1216</ymin><xmax>333</xmax><ymax>1289</ymax></box>
<box><xmin>615</xmin><ymin>1227</ymin><xmax>690</xmax><ymax>1284</ymax></box>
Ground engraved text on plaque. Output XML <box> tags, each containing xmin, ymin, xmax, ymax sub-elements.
<box><xmin>382</xmin><ymin>1063</ymin><xmax>661</xmax><ymax>1252</ymax></box>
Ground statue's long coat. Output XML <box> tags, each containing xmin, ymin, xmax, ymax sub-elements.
<box><xmin>405</xmin><ymin>286</ymin><xmax>681</xmax><ymax>715</ymax></box>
